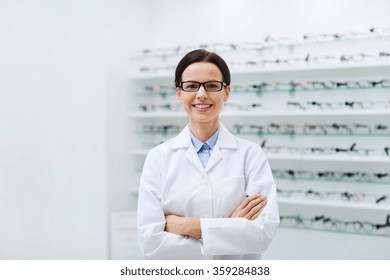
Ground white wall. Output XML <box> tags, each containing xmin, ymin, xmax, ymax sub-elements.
<box><xmin>0</xmin><ymin>0</ymin><xmax>107</xmax><ymax>259</ymax></box>
<box><xmin>104</xmin><ymin>0</ymin><xmax>153</xmax><ymax>214</ymax></box>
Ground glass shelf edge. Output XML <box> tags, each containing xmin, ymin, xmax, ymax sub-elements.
<box><xmin>279</xmin><ymin>225</ymin><xmax>390</xmax><ymax>238</ymax></box>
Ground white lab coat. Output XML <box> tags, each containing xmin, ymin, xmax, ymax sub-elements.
<box><xmin>137</xmin><ymin>123</ymin><xmax>279</xmax><ymax>259</ymax></box>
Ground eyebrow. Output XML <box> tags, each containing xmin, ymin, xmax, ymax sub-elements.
<box><xmin>181</xmin><ymin>80</ymin><xmax>223</xmax><ymax>83</ymax></box>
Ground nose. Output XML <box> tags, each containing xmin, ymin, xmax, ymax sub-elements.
<box><xmin>196</xmin><ymin>86</ymin><xmax>208</xmax><ymax>100</ymax></box>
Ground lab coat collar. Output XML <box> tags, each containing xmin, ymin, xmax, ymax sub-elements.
<box><xmin>172</xmin><ymin>123</ymin><xmax>238</xmax><ymax>150</ymax></box>
<box><xmin>172</xmin><ymin>123</ymin><xmax>238</xmax><ymax>174</ymax></box>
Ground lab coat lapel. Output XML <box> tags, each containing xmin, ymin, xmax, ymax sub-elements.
<box><xmin>185</xmin><ymin>146</ymin><xmax>206</xmax><ymax>175</ymax></box>
<box><xmin>204</xmin><ymin>145</ymin><xmax>222</xmax><ymax>173</ymax></box>
<box><xmin>205</xmin><ymin>124</ymin><xmax>238</xmax><ymax>173</ymax></box>
<box><xmin>172</xmin><ymin>124</ymin><xmax>206</xmax><ymax>175</ymax></box>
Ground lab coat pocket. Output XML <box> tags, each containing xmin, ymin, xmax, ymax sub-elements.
<box><xmin>211</xmin><ymin>176</ymin><xmax>246</xmax><ymax>218</ymax></box>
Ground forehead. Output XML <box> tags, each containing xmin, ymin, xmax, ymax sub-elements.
<box><xmin>182</xmin><ymin>62</ymin><xmax>222</xmax><ymax>81</ymax></box>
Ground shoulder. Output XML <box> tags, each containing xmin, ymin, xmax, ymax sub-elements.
<box><xmin>224</xmin><ymin>129</ymin><xmax>263</xmax><ymax>153</ymax></box>
<box><xmin>219</xmin><ymin>126</ymin><xmax>267</xmax><ymax>164</ymax></box>
<box><xmin>237</xmin><ymin>136</ymin><xmax>265</xmax><ymax>158</ymax></box>
<box><xmin>147</xmin><ymin>136</ymin><xmax>177</xmax><ymax>156</ymax></box>
<box><xmin>147</xmin><ymin>124</ymin><xmax>191</xmax><ymax>157</ymax></box>
<box><xmin>218</xmin><ymin>124</ymin><xmax>265</xmax><ymax>159</ymax></box>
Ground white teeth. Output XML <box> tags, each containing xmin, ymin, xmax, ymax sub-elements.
<box><xmin>194</xmin><ymin>104</ymin><xmax>211</xmax><ymax>109</ymax></box>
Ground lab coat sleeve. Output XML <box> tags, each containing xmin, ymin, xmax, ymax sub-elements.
<box><xmin>200</xmin><ymin>145</ymin><xmax>280</xmax><ymax>256</ymax></box>
<box><xmin>137</xmin><ymin>149</ymin><xmax>201</xmax><ymax>259</ymax></box>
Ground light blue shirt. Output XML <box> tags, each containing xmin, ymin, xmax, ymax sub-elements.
<box><xmin>189</xmin><ymin>126</ymin><xmax>220</xmax><ymax>168</ymax></box>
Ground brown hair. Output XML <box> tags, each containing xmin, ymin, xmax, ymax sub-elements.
<box><xmin>174</xmin><ymin>49</ymin><xmax>231</xmax><ymax>87</ymax></box>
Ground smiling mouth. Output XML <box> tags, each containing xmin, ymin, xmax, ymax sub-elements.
<box><xmin>193</xmin><ymin>104</ymin><xmax>213</xmax><ymax>109</ymax></box>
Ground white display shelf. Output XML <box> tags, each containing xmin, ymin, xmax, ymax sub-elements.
<box><xmin>278</xmin><ymin>197</ymin><xmax>390</xmax><ymax>210</ymax></box>
<box><xmin>220</xmin><ymin>110</ymin><xmax>390</xmax><ymax>117</ymax></box>
<box><xmin>129</xmin><ymin>111</ymin><xmax>186</xmax><ymax>118</ymax></box>
<box><xmin>130</xmin><ymin>61</ymin><xmax>390</xmax><ymax>80</ymax></box>
<box><xmin>275</xmin><ymin>177</ymin><xmax>390</xmax><ymax>186</ymax></box>
<box><xmin>129</xmin><ymin>110</ymin><xmax>390</xmax><ymax>118</ymax></box>
<box><xmin>131</xmin><ymin>32</ymin><xmax>390</xmax><ymax>60</ymax></box>
<box><xmin>268</xmin><ymin>154</ymin><xmax>390</xmax><ymax>163</ymax></box>
<box><xmin>231</xmin><ymin>61</ymin><xmax>390</xmax><ymax>77</ymax></box>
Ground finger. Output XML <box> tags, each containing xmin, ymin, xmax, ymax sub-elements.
<box><xmin>249</xmin><ymin>204</ymin><xmax>266</xmax><ymax>221</ymax></box>
<box><xmin>230</xmin><ymin>195</ymin><xmax>267</xmax><ymax>218</ymax></box>
<box><xmin>245</xmin><ymin>200</ymin><xmax>267</xmax><ymax>220</ymax></box>
<box><xmin>249</xmin><ymin>211</ymin><xmax>260</xmax><ymax>221</ymax></box>
<box><xmin>237</xmin><ymin>194</ymin><xmax>261</xmax><ymax>210</ymax></box>
<box><xmin>246</xmin><ymin>205</ymin><xmax>265</xmax><ymax>221</ymax></box>
<box><xmin>242</xmin><ymin>196</ymin><xmax>266</xmax><ymax>213</ymax></box>
<box><xmin>246</xmin><ymin>205</ymin><xmax>265</xmax><ymax>220</ymax></box>
<box><xmin>240</xmin><ymin>199</ymin><xmax>262</xmax><ymax>218</ymax></box>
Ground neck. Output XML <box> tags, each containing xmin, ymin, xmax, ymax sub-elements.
<box><xmin>189</xmin><ymin>120</ymin><xmax>219</xmax><ymax>142</ymax></box>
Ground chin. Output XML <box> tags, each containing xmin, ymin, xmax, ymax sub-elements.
<box><xmin>191</xmin><ymin>115</ymin><xmax>219</xmax><ymax>124</ymax></box>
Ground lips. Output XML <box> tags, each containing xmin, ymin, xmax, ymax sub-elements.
<box><xmin>193</xmin><ymin>104</ymin><xmax>212</xmax><ymax>109</ymax></box>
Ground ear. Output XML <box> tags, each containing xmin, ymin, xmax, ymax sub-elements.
<box><xmin>223</xmin><ymin>85</ymin><xmax>230</xmax><ymax>102</ymax></box>
<box><xmin>176</xmin><ymin>87</ymin><xmax>182</xmax><ymax>103</ymax></box>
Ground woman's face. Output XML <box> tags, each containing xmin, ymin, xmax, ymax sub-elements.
<box><xmin>176</xmin><ymin>62</ymin><xmax>230</xmax><ymax>126</ymax></box>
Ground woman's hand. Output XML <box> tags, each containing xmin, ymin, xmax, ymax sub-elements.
<box><xmin>230</xmin><ymin>194</ymin><xmax>267</xmax><ymax>221</ymax></box>
<box><xmin>165</xmin><ymin>215</ymin><xmax>201</xmax><ymax>239</ymax></box>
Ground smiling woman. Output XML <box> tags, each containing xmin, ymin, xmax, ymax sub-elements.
<box><xmin>137</xmin><ymin>49</ymin><xmax>279</xmax><ymax>260</ymax></box>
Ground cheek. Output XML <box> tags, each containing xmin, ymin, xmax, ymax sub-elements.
<box><xmin>180</xmin><ymin>96</ymin><xmax>193</xmax><ymax>107</ymax></box>
<box><xmin>214</xmin><ymin>96</ymin><xmax>226</xmax><ymax>106</ymax></box>
<box><xmin>176</xmin><ymin>93</ymin><xmax>182</xmax><ymax>103</ymax></box>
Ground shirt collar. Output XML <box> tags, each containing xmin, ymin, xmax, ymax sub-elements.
<box><xmin>189</xmin><ymin>126</ymin><xmax>220</xmax><ymax>152</ymax></box>
<box><xmin>171</xmin><ymin>123</ymin><xmax>237</xmax><ymax>150</ymax></box>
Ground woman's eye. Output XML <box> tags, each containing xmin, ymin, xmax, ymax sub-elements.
<box><xmin>206</xmin><ymin>83</ymin><xmax>220</xmax><ymax>90</ymax></box>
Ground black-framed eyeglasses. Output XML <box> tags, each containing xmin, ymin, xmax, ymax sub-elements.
<box><xmin>179</xmin><ymin>81</ymin><xmax>227</xmax><ymax>92</ymax></box>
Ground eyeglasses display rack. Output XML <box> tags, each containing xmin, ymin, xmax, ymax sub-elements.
<box><xmin>128</xmin><ymin>28</ymin><xmax>390</xmax><ymax>258</ymax></box>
